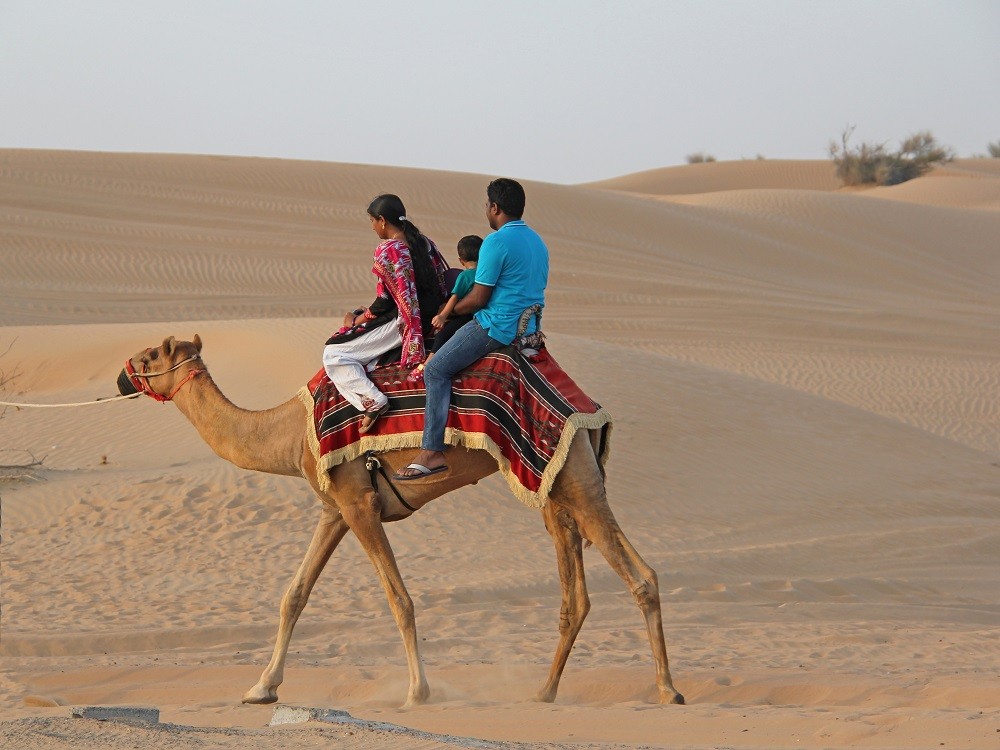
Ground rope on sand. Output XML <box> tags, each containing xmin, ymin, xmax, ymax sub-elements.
<box><xmin>0</xmin><ymin>394</ymin><xmax>140</xmax><ymax>408</ymax></box>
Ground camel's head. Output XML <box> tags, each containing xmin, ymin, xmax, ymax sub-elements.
<box><xmin>118</xmin><ymin>335</ymin><xmax>205</xmax><ymax>402</ymax></box>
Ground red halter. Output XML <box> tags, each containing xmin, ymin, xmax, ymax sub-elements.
<box><xmin>124</xmin><ymin>351</ymin><xmax>205</xmax><ymax>403</ymax></box>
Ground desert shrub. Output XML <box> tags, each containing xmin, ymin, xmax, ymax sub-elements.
<box><xmin>0</xmin><ymin>341</ymin><xmax>43</xmax><ymax>479</ymax></box>
<box><xmin>686</xmin><ymin>152</ymin><xmax>716</xmax><ymax>164</ymax></box>
<box><xmin>988</xmin><ymin>141</ymin><xmax>1000</xmax><ymax>158</ymax></box>
<box><xmin>828</xmin><ymin>127</ymin><xmax>953</xmax><ymax>186</ymax></box>
<box><xmin>0</xmin><ymin>340</ymin><xmax>15</xmax><ymax>421</ymax></box>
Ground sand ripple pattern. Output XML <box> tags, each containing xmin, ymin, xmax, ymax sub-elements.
<box><xmin>633</xmin><ymin>343</ymin><xmax>1000</xmax><ymax>455</ymax></box>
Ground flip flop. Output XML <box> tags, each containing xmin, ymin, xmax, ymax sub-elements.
<box><xmin>358</xmin><ymin>402</ymin><xmax>390</xmax><ymax>434</ymax></box>
<box><xmin>393</xmin><ymin>463</ymin><xmax>448</xmax><ymax>481</ymax></box>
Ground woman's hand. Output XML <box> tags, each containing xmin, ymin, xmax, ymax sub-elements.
<box><xmin>344</xmin><ymin>308</ymin><xmax>365</xmax><ymax>327</ymax></box>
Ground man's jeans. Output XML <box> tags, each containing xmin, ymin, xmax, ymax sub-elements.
<box><xmin>421</xmin><ymin>319</ymin><xmax>504</xmax><ymax>452</ymax></box>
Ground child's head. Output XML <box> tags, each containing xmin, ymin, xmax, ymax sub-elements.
<box><xmin>456</xmin><ymin>235</ymin><xmax>482</xmax><ymax>266</ymax></box>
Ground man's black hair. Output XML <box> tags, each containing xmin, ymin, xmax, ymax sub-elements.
<box><xmin>486</xmin><ymin>178</ymin><xmax>526</xmax><ymax>219</ymax></box>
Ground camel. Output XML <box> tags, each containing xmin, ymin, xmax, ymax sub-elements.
<box><xmin>121</xmin><ymin>334</ymin><xmax>684</xmax><ymax>706</ymax></box>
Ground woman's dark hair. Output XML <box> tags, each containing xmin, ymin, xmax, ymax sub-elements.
<box><xmin>367</xmin><ymin>194</ymin><xmax>444</xmax><ymax>325</ymax></box>
<box><xmin>486</xmin><ymin>178</ymin><xmax>526</xmax><ymax>219</ymax></box>
<box><xmin>456</xmin><ymin>235</ymin><xmax>482</xmax><ymax>263</ymax></box>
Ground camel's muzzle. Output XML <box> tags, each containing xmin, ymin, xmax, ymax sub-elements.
<box><xmin>117</xmin><ymin>365</ymin><xmax>142</xmax><ymax>396</ymax></box>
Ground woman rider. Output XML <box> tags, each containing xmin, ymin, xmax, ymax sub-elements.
<box><xmin>322</xmin><ymin>194</ymin><xmax>448</xmax><ymax>433</ymax></box>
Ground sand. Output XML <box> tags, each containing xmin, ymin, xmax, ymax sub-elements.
<box><xmin>1</xmin><ymin>150</ymin><xmax>997</xmax><ymax>749</ymax></box>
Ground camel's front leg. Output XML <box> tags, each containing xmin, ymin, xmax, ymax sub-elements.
<box><xmin>536</xmin><ymin>502</ymin><xmax>591</xmax><ymax>702</ymax></box>
<box><xmin>243</xmin><ymin>507</ymin><xmax>349</xmax><ymax>704</ymax></box>
<box><xmin>339</xmin><ymin>489</ymin><xmax>430</xmax><ymax>707</ymax></box>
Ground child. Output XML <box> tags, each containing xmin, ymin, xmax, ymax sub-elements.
<box><xmin>409</xmin><ymin>235</ymin><xmax>481</xmax><ymax>381</ymax></box>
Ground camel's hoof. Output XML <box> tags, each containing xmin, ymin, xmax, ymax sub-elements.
<box><xmin>664</xmin><ymin>691</ymin><xmax>685</xmax><ymax>705</ymax></box>
<box><xmin>534</xmin><ymin>689</ymin><xmax>557</xmax><ymax>703</ymax></box>
<box><xmin>241</xmin><ymin>685</ymin><xmax>279</xmax><ymax>705</ymax></box>
<box><xmin>402</xmin><ymin>684</ymin><xmax>430</xmax><ymax>708</ymax></box>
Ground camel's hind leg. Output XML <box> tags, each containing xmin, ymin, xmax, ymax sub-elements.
<box><xmin>243</xmin><ymin>506</ymin><xmax>349</xmax><ymax>704</ymax></box>
<box><xmin>536</xmin><ymin>501</ymin><xmax>591</xmax><ymax>702</ymax></box>
<box><xmin>337</xmin><ymin>488</ymin><xmax>430</xmax><ymax>707</ymax></box>
<box><xmin>550</xmin><ymin>435</ymin><xmax>685</xmax><ymax>705</ymax></box>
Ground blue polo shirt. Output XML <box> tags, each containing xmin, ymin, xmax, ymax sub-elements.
<box><xmin>473</xmin><ymin>220</ymin><xmax>548</xmax><ymax>344</ymax></box>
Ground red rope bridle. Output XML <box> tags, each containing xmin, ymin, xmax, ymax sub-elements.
<box><xmin>124</xmin><ymin>351</ymin><xmax>205</xmax><ymax>403</ymax></box>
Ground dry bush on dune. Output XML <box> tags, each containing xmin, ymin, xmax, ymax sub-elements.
<box><xmin>0</xmin><ymin>340</ymin><xmax>16</xmax><ymax>422</ymax></box>
<box><xmin>829</xmin><ymin>126</ymin><xmax>953</xmax><ymax>186</ymax></box>
<box><xmin>686</xmin><ymin>152</ymin><xmax>716</xmax><ymax>164</ymax></box>
<box><xmin>0</xmin><ymin>341</ymin><xmax>44</xmax><ymax>479</ymax></box>
<box><xmin>988</xmin><ymin>141</ymin><xmax>1000</xmax><ymax>158</ymax></box>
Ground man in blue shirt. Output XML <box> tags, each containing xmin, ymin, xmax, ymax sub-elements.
<box><xmin>394</xmin><ymin>178</ymin><xmax>549</xmax><ymax>480</ymax></box>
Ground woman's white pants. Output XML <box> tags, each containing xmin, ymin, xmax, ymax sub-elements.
<box><xmin>322</xmin><ymin>321</ymin><xmax>402</xmax><ymax>412</ymax></box>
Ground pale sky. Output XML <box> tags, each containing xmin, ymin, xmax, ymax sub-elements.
<box><xmin>2</xmin><ymin>0</ymin><xmax>997</xmax><ymax>184</ymax></box>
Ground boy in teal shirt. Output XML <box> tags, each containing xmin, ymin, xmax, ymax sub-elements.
<box><xmin>428</xmin><ymin>235</ymin><xmax>481</xmax><ymax>357</ymax></box>
<box><xmin>408</xmin><ymin>235</ymin><xmax>481</xmax><ymax>381</ymax></box>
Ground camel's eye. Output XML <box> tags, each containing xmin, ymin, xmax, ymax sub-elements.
<box><xmin>149</xmin><ymin>350</ymin><xmax>159</xmax><ymax>361</ymax></box>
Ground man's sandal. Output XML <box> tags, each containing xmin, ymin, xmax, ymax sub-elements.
<box><xmin>393</xmin><ymin>463</ymin><xmax>448</xmax><ymax>480</ymax></box>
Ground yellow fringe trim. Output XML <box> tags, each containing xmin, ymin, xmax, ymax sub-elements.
<box><xmin>297</xmin><ymin>386</ymin><xmax>612</xmax><ymax>509</ymax></box>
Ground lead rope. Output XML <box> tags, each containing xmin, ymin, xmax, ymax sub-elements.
<box><xmin>0</xmin><ymin>393</ymin><xmax>140</xmax><ymax>408</ymax></box>
<box><xmin>0</xmin><ymin>353</ymin><xmax>203</xmax><ymax>409</ymax></box>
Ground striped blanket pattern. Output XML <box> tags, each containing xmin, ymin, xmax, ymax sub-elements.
<box><xmin>300</xmin><ymin>347</ymin><xmax>612</xmax><ymax>507</ymax></box>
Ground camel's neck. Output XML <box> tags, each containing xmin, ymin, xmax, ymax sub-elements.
<box><xmin>173</xmin><ymin>373</ymin><xmax>305</xmax><ymax>477</ymax></box>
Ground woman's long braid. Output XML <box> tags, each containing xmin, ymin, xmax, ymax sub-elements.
<box><xmin>401</xmin><ymin>219</ymin><xmax>445</xmax><ymax>319</ymax></box>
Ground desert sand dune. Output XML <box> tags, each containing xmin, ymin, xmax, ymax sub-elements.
<box><xmin>583</xmin><ymin>158</ymin><xmax>841</xmax><ymax>195</ymax></box>
<box><xmin>1</xmin><ymin>151</ymin><xmax>997</xmax><ymax>748</ymax></box>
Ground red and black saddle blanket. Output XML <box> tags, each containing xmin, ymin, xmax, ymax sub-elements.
<box><xmin>298</xmin><ymin>347</ymin><xmax>612</xmax><ymax>508</ymax></box>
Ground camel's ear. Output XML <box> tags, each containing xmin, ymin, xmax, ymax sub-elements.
<box><xmin>163</xmin><ymin>336</ymin><xmax>176</xmax><ymax>357</ymax></box>
<box><xmin>193</xmin><ymin>334</ymin><xmax>202</xmax><ymax>353</ymax></box>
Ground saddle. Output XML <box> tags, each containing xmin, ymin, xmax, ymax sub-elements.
<box><xmin>302</xmin><ymin>306</ymin><xmax>608</xmax><ymax>509</ymax></box>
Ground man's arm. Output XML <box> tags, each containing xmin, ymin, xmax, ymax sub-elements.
<box><xmin>453</xmin><ymin>283</ymin><xmax>493</xmax><ymax>315</ymax></box>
